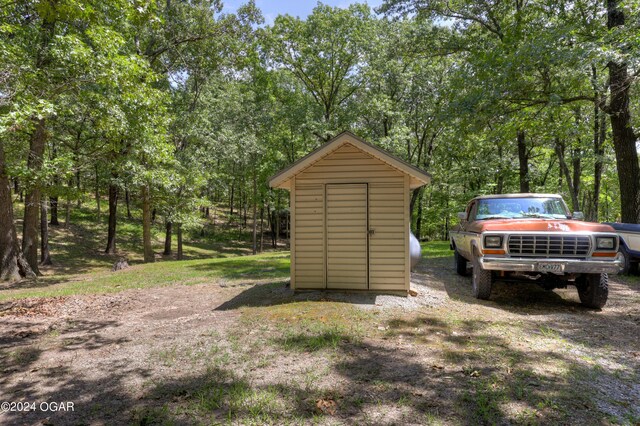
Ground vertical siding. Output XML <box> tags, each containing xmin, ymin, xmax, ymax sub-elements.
<box><xmin>293</xmin><ymin>183</ymin><xmax>325</xmax><ymax>288</ymax></box>
<box><xmin>368</xmin><ymin>182</ymin><xmax>407</xmax><ymax>290</ymax></box>
<box><xmin>293</xmin><ymin>142</ymin><xmax>407</xmax><ymax>291</ymax></box>
<box><xmin>326</xmin><ymin>184</ymin><xmax>368</xmax><ymax>289</ymax></box>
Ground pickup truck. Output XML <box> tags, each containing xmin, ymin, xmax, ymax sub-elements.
<box><xmin>449</xmin><ymin>194</ymin><xmax>623</xmax><ymax>308</ymax></box>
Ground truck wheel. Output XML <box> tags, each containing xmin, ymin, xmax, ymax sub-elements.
<box><xmin>620</xmin><ymin>245</ymin><xmax>631</xmax><ymax>275</ymax></box>
<box><xmin>576</xmin><ymin>273</ymin><xmax>608</xmax><ymax>309</ymax></box>
<box><xmin>454</xmin><ymin>249</ymin><xmax>468</xmax><ymax>276</ymax></box>
<box><xmin>620</xmin><ymin>245</ymin><xmax>638</xmax><ymax>275</ymax></box>
<box><xmin>472</xmin><ymin>251</ymin><xmax>492</xmax><ymax>300</ymax></box>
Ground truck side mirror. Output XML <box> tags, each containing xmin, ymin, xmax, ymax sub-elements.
<box><xmin>457</xmin><ymin>212</ymin><xmax>467</xmax><ymax>221</ymax></box>
<box><xmin>572</xmin><ymin>211</ymin><xmax>584</xmax><ymax>220</ymax></box>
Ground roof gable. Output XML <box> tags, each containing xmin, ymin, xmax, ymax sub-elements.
<box><xmin>268</xmin><ymin>131</ymin><xmax>431</xmax><ymax>190</ymax></box>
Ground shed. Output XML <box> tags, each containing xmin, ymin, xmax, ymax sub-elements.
<box><xmin>269</xmin><ymin>131</ymin><xmax>431</xmax><ymax>293</ymax></box>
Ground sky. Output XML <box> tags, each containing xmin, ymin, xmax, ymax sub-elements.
<box><xmin>222</xmin><ymin>0</ymin><xmax>384</xmax><ymax>25</ymax></box>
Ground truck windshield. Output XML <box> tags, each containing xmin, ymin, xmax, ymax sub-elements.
<box><xmin>475</xmin><ymin>197</ymin><xmax>570</xmax><ymax>220</ymax></box>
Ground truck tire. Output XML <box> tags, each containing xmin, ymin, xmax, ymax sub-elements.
<box><xmin>619</xmin><ymin>245</ymin><xmax>638</xmax><ymax>275</ymax></box>
<box><xmin>576</xmin><ymin>273</ymin><xmax>608</xmax><ymax>309</ymax></box>
<box><xmin>454</xmin><ymin>248</ymin><xmax>468</xmax><ymax>276</ymax></box>
<box><xmin>472</xmin><ymin>250</ymin><xmax>492</xmax><ymax>300</ymax></box>
<box><xmin>620</xmin><ymin>245</ymin><xmax>631</xmax><ymax>275</ymax></box>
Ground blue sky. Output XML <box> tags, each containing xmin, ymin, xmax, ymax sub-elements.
<box><xmin>222</xmin><ymin>0</ymin><xmax>384</xmax><ymax>25</ymax></box>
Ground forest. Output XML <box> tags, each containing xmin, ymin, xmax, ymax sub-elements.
<box><xmin>1</xmin><ymin>0</ymin><xmax>639</xmax><ymax>282</ymax></box>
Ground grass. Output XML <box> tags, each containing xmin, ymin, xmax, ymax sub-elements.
<box><xmin>11</xmin><ymin>198</ymin><xmax>274</xmax><ymax>277</ymax></box>
<box><xmin>143</xmin><ymin>300</ymin><xmax>631</xmax><ymax>425</ymax></box>
<box><xmin>2</xmin><ymin>198</ymin><xmax>291</xmax><ymax>301</ymax></box>
<box><xmin>266</xmin><ymin>303</ymin><xmax>373</xmax><ymax>352</ymax></box>
<box><xmin>0</xmin><ymin>251</ymin><xmax>291</xmax><ymax>301</ymax></box>
<box><xmin>420</xmin><ymin>240</ymin><xmax>452</xmax><ymax>259</ymax></box>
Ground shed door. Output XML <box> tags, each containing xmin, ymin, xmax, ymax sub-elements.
<box><xmin>326</xmin><ymin>184</ymin><xmax>368</xmax><ymax>289</ymax></box>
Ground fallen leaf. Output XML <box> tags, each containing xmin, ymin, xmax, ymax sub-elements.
<box><xmin>316</xmin><ymin>399</ymin><xmax>337</xmax><ymax>415</ymax></box>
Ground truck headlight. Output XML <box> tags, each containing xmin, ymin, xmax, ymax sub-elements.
<box><xmin>596</xmin><ymin>237</ymin><xmax>615</xmax><ymax>250</ymax></box>
<box><xmin>484</xmin><ymin>235</ymin><xmax>503</xmax><ymax>248</ymax></box>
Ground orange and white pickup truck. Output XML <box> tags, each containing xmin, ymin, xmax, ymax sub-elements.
<box><xmin>449</xmin><ymin>194</ymin><xmax>623</xmax><ymax>308</ymax></box>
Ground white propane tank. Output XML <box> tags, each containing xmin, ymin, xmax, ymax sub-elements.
<box><xmin>409</xmin><ymin>231</ymin><xmax>422</xmax><ymax>271</ymax></box>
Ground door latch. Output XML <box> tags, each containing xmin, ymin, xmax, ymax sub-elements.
<box><xmin>368</xmin><ymin>229</ymin><xmax>375</xmax><ymax>236</ymax></box>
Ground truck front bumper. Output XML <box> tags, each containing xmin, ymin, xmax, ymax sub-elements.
<box><xmin>479</xmin><ymin>254</ymin><xmax>624</xmax><ymax>275</ymax></box>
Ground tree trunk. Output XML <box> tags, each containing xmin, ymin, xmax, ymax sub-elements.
<box><xmin>142</xmin><ymin>185</ymin><xmax>154</xmax><ymax>263</ymax></box>
<box><xmin>49</xmin><ymin>196</ymin><xmax>59</xmax><ymax>225</ymax></box>
<box><xmin>212</xmin><ymin>204</ymin><xmax>217</xmax><ymax>234</ymax></box>
<box><xmin>21</xmin><ymin>4</ymin><xmax>57</xmax><ymax>274</ymax></box>
<box><xmin>76</xmin><ymin>169</ymin><xmax>81</xmax><ymax>208</ymax></box>
<box><xmin>95</xmin><ymin>164</ymin><xmax>101</xmax><ymax>223</ymax></box>
<box><xmin>571</xmin><ymin>149</ymin><xmax>581</xmax><ymax>208</ymax></box>
<box><xmin>416</xmin><ymin>192</ymin><xmax>423</xmax><ymax>240</ymax></box>
<box><xmin>229</xmin><ymin>181</ymin><xmax>234</xmax><ymax>217</ymax></box>
<box><xmin>517</xmin><ymin>130</ymin><xmax>530</xmax><ymax>193</ymax></box>
<box><xmin>65</xmin><ymin>182</ymin><xmax>71</xmax><ymax>228</ymax></box>
<box><xmin>125</xmin><ymin>189</ymin><xmax>132</xmax><ymax>219</ymax></box>
<box><xmin>22</xmin><ymin>118</ymin><xmax>47</xmax><ymax>275</ymax></box>
<box><xmin>0</xmin><ymin>141</ymin><xmax>35</xmax><ymax>281</ymax></box>
<box><xmin>443</xmin><ymin>187</ymin><xmax>450</xmax><ymax>241</ymax></box>
<box><xmin>40</xmin><ymin>198</ymin><xmax>52</xmax><ymax>265</ymax></box>
<box><xmin>252</xmin><ymin>172</ymin><xmax>258</xmax><ymax>254</ymax></box>
<box><xmin>275</xmin><ymin>192</ymin><xmax>281</xmax><ymax>248</ymax></box>
<box><xmin>96</xmin><ymin>193</ymin><xmax>101</xmax><ymax>223</ymax></box>
<box><xmin>105</xmin><ymin>182</ymin><xmax>118</xmax><ymax>254</ymax></box>
<box><xmin>163</xmin><ymin>221</ymin><xmax>172</xmax><ymax>256</ymax></box>
<box><xmin>177</xmin><ymin>223</ymin><xmax>183</xmax><ymax>260</ymax></box>
<box><xmin>409</xmin><ymin>187</ymin><xmax>422</xmax><ymax>219</ymax></box>
<box><xmin>243</xmin><ymin>189</ymin><xmax>248</xmax><ymax>229</ymax></box>
<box><xmin>49</xmin><ymin>144</ymin><xmax>59</xmax><ymax>226</ymax></box>
<box><xmin>591</xmin><ymin>97</ymin><xmax>606</xmax><ymax>221</ymax></box>
<box><xmin>271</xmin><ymin>209</ymin><xmax>277</xmax><ymax>249</ymax></box>
<box><xmin>607</xmin><ymin>0</ymin><xmax>640</xmax><ymax>223</ymax></box>
<box><xmin>495</xmin><ymin>146</ymin><xmax>504</xmax><ymax>193</ymax></box>
<box><xmin>409</xmin><ymin>186</ymin><xmax>425</xmax><ymax>233</ymax></box>
<box><xmin>555</xmin><ymin>139</ymin><xmax>580</xmax><ymax>212</ymax></box>
<box><xmin>259</xmin><ymin>204</ymin><xmax>264</xmax><ymax>253</ymax></box>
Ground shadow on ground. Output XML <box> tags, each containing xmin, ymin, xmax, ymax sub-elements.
<box><xmin>0</xmin><ymin>317</ymin><xmax>142</xmax><ymax>425</ymax></box>
<box><xmin>417</xmin><ymin>256</ymin><xmax>593</xmax><ymax>314</ymax></box>
<box><xmin>214</xmin><ymin>281</ymin><xmax>387</xmax><ymax>310</ymax></box>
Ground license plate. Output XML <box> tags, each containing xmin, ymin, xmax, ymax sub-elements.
<box><xmin>538</xmin><ymin>263</ymin><xmax>562</xmax><ymax>272</ymax></box>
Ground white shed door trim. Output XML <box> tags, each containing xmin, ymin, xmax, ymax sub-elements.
<box><xmin>325</xmin><ymin>183</ymin><xmax>368</xmax><ymax>289</ymax></box>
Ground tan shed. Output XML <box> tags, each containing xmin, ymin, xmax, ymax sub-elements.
<box><xmin>269</xmin><ymin>131</ymin><xmax>431</xmax><ymax>293</ymax></box>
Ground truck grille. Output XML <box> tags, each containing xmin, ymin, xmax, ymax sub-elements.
<box><xmin>507</xmin><ymin>235</ymin><xmax>591</xmax><ymax>257</ymax></box>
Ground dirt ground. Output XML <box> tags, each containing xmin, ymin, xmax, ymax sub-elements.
<box><xmin>1</xmin><ymin>256</ymin><xmax>639</xmax><ymax>425</ymax></box>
